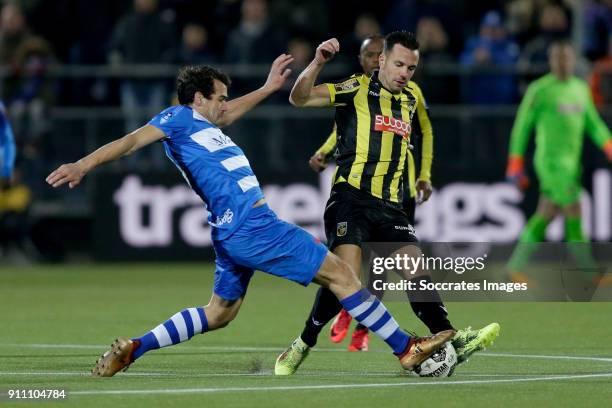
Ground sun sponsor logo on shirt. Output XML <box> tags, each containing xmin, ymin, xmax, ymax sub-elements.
<box><xmin>374</xmin><ymin>114</ymin><xmax>411</xmax><ymax>139</ymax></box>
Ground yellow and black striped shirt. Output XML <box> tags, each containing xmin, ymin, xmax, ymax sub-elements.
<box><xmin>318</xmin><ymin>80</ymin><xmax>433</xmax><ymax>202</ymax></box>
<box><xmin>325</xmin><ymin>71</ymin><xmax>420</xmax><ymax>203</ymax></box>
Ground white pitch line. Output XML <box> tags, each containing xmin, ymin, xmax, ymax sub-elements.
<box><xmin>66</xmin><ymin>373</ymin><xmax>612</xmax><ymax>396</ymax></box>
<box><xmin>482</xmin><ymin>352</ymin><xmax>612</xmax><ymax>363</ymax></box>
<box><xmin>0</xmin><ymin>371</ymin><xmax>565</xmax><ymax>378</ymax></box>
<box><xmin>2</xmin><ymin>343</ymin><xmax>612</xmax><ymax>364</ymax></box>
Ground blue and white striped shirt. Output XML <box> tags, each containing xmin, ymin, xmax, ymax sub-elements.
<box><xmin>149</xmin><ymin>105</ymin><xmax>264</xmax><ymax>240</ymax></box>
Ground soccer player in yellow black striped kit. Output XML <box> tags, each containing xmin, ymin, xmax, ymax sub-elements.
<box><xmin>275</xmin><ymin>31</ymin><xmax>500</xmax><ymax>375</ymax></box>
<box><xmin>308</xmin><ymin>34</ymin><xmax>435</xmax><ymax>352</ymax></box>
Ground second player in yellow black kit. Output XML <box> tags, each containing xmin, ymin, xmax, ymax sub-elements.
<box><xmin>275</xmin><ymin>31</ymin><xmax>500</xmax><ymax>375</ymax></box>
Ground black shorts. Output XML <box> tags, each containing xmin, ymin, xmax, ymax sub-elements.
<box><xmin>323</xmin><ymin>183</ymin><xmax>418</xmax><ymax>251</ymax></box>
<box><xmin>402</xmin><ymin>195</ymin><xmax>416</xmax><ymax>226</ymax></box>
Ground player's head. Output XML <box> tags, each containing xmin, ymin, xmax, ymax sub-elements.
<box><xmin>379</xmin><ymin>31</ymin><xmax>419</xmax><ymax>93</ymax></box>
<box><xmin>548</xmin><ymin>39</ymin><xmax>575</xmax><ymax>80</ymax></box>
<box><xmin>358</xmin><ymin>34</ymin><xmax>384</xmax><ymax>76</ymax></box>
<box><xmin>177</xmin><ymin>65</ymin><xmax>231</xmax><ymax>124</ymax></box>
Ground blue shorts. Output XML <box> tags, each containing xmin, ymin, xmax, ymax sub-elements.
<box><xmin>212</xmin><ymin>204</ymin><xmax>329</xmax><ymax>301</ymax></box>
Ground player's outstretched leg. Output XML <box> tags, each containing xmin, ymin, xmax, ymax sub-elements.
<box><xmin>452</xmin><ymin>323</ymin><xmax>501</xmax><ymax>364</ymax></box>
<box><xmin>93</xmin><ymin>295</ymin><xmax>242</xmax><ymax>377</ymax></box>
<box><xmin>275</xmin><ymin>252</ymin><xmax>455</xmax><ymax>375</ymax></box>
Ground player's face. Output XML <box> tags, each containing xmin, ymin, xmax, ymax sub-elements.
<box><xmin>199</xmin><ymin>79</ymin><xmax>228</xmax><ymax>125</ymax></box>
<box><xmin>379</xmin><ymin>44</ymin><xmax>419</xmax><ymax>93</ymax></box>
<box><xmin>549</xmin><ymin>44</ymin><xmax>575</xmax><ymax>80</ymax></box>
<box><xmin>358</xmin><ymin>39</ymin><xmax>383</xmax><ymax>75</ymax></box>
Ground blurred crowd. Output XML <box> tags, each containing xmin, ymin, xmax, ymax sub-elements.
<box><xmin>0</xmin><ymin>0</ymin><xmax>610</xmax><ymax>106</ymax></box>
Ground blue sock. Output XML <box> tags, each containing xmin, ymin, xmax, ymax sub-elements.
<box><xmin>340</xmin><ymin>289</ymin><xmax>410</xmax><ymax>354</ymax></box>
<box><xmin>132</xmin><ymin>307</ymin><xmax>208</xmax><ymax>360</ymax></box>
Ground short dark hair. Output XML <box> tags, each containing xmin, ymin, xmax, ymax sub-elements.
<box><xmin>176</xmin><ymin>65</ymin><xmax>231</xmax><ymax>105</ymax></box>
<box><xmin>383</xmin><ymin>31</ymin><xmax>419</xmax><ymax>54</ymax></box>
<box><xmin>360</xmin><ymin>34</ymin><xmax>384</xmax><ymax>52</ymax></box>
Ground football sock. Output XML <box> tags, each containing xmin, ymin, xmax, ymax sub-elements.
<box><xmin>565</xmin><ymin>216</ymin><xmax>586</xmax><ymax>242</ymax></box>
<box><xmin>131</xmin><ymin>307</ymin><xmax>208</xmax><ymax>360</ymax></box>
<box><xmin>339</xmin><ymin>288</ymin><xmax>410</xmax><ymax>354</ymax></box>
<box><xmin>300</xmin><ymin>287</ymin><xmax>343</xmax><ymax>347</ymax></box>
<box><xmin>507</xmin><ymin>214</ymin><xmax>549</xmax><ymax>271</ymax></box>
<box><xmin>565</xmin><ymin>217</ymin><xmax>598</xmax><ymax>278</ymax></box>
<box><xmin>406</xmin><ymin>276</ymin><xmax>455</xmax><ymax>333</ymax></box>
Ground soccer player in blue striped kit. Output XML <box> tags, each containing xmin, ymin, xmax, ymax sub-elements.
<box><xmin>46</xmin><ymin>54</ymin><xmax>454</xmax><ymax>377</ymax></box>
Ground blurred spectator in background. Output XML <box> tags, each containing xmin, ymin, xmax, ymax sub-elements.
<box><xmin>0</xmin><ymin>2</ymin><xmax>54</xmax><ymax>142</ymax></box>
<box><xmin>339</xmin><ymin>13</ymin><xmax>381</xmax><ymax>73</ymax></box>
<box><xmin>584</xmin><ymin>0</ymin><xmax>612</xmax><ymax>61</ymax></box>
<box><xmin>275</xmin><ymin>0</ymin><xmax>328</xmax><ymax>40</ymax></box>
<box><xmin>519</xmin><ymin>4</ymin><xmax>569</xmax><ymax>67</ymax></box>
<box><xmin>460</xmin><ymin>10</ymin><xmax>520</xmax><ymax>104</ymax></box>
<box><xmin>224</xmin><ymin>0</ymin><xmax>286</xmax><ymax>64</ymax></box>
<box><xmin>287</xmin><ymin>37</ymin><xmax>313</xmax><ymax>74</ymax></box>
<box><xmin>110</xmin><ymin>0</ymin><xmax>176</xmax><ymax>140</ymax></box>
<box><xmin>505</xmin><ymin>0</ymin><xmax>539</xmax><ymax>46</ymax></box>
<box><xmin>384</xmin><ymin>0</ymin><xmax>418</xmax><ymax>34</ymax></box>
<box><xmin>178</xmin><ymin>23</ymin><xmax>218</xmax><ymax>64</ymax></box>
<box><xmin>413</xmin><ymin>16</ymin><xmax>458</xmax><ymax>103</ymax></box>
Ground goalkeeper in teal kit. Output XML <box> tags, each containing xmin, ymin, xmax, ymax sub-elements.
<box><xmin>506</xmin><ymin>40</ymin><xmax>612</xmax><ymax>279</ymax></box>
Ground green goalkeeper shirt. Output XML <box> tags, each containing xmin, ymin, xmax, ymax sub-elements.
<box><xmin>509</xmin><ymin>73</ymin><xmax>611</xmax><ymax>171</ymax></box>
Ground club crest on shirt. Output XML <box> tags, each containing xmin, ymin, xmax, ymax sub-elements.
<box><xmin>337</xmin><ymin>221</ymin><xmax>347</xmax><ymax>237</ymax></box>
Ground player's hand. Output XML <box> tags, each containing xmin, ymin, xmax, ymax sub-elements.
<box><xmin>46</xmin><ymin>162</ymin><xmax>87</xmax><ymax>189</ymax></box>
<box><xmin>505</xmin><ymin>156</ymin><xmax>530</xmax><ymax>190</ymax></box>
<box><xmin>314</xmin><ymin>38</ymin><xmax>340</xmax><ymax>65</ymax></box>
<box><xmin>263</xmin><ymin>54</ymin><xmax>294</xmax><ymax>92</ymax></box>
<box><xmin>416</xmin><ymin>180</ymin><xmax>432</xmax><ymax>204</ymax></box>
<box><xmin>308</xmin><ymin>152</ymin><xmax>327</xmax><ymax>173</ymax></box>
<box><xmin>506</xmin><ymin>173</ymin><xmax>530</xmax><ymax>190</ymax></box>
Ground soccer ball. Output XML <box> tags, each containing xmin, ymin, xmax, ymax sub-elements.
<box><xmin>413</xmin><ymin>342</ymin><xmax>457</xmax><ymax>377</ymax></box>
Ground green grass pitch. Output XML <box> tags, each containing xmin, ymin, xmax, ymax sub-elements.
<box><xmin>1</xmin><ymin>264</ymin><xmax>612</xmax><ymax>407</ymax></box>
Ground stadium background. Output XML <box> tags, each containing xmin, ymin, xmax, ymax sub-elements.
<box><xmin>0</xmin><ymin>0</ymin><xmax>611</xmax><ymax>262</ymax></box>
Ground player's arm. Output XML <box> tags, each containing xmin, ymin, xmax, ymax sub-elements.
<box><xmin>583</xmin><ymin>85</ymin><xmax>612</xmax><ymax>162</ymax></box>
<box><xmin>0</xmin><ymin>105</ymin><xmax>16</xmax><ymax>187</ymax></box>
<box><xmin>289</xmin><ymin>38</ymin><xmax>339</xmax><ymax>107</ymax></box>
<box><xmin>506</xmin><ymin>83</ymin><xmax>539</xmax><ymax>189</ymax></box>
<box><xmin>217</xmin><ymin>54</ymin><xmax>294</xmax><ymax>128</ymax></box>
<box><xmin>309</xmin><ymin>126</ymin><xmax>337</xmax><ymax>172</ymax></box>
<box><xmin>46</xmin><ymin>125</ymin><xmax>166</xmax><ymax>189</ymax></box>
<box><xmin>414</xmin><ymin>86</ymin><xmax>434</xmax><ymax>203</ymax></box>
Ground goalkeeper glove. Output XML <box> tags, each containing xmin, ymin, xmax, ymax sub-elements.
<box><xmin>506</xmin><ymin>155</ymin><xmax>530</xmax><ymax>190</ymax></box>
